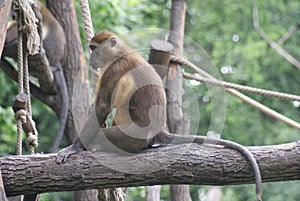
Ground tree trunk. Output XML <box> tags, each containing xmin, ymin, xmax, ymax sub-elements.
<box><xmin>145</xmin><ymin>186</ymin><xmax>161</xmax><ymax>201</ymax></box>
<box><xmin>0</xmin><ymin>0</ymin><xmax>12</xmax><ymax>58</ymax></box>
<box><xmin>45</xmin><ymin>0</ymin><xmax>90</xmax><ymax>144</ymax></box>
<box><xmin>170</xmin><ymin>185</ymin><xmax>191</xmax><ymax>201</ymax></box>
<box><xmin>45</xmin><ymin>1</ymin><xmax>92</xmax><ymax>200</ymax></box>
<box><xmin>1</xmin><ymin>141</ymin><xmax>299</xmax><ymax>197</ymax></box>
<box><xmin>170</xmin><ymin>116</ymin><xmax>191</xmax><ymax>201</ymax></box>
<box><xmin>167</xmin><ymin>0</ymin><xmax>191</xmax><ymax>200</ymax></box>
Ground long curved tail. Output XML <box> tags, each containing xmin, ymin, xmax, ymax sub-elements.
<box><xmin>153</xmin><ymin>130</ymin><xmax>262</xmax><ymax>200</ymax></box>
<box><xmin>51</xmin><ymin>67</ymin><xmax>69</xmax><ymax>153</ymax></box>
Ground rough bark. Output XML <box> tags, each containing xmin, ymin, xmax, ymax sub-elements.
<box><xmin>0</xmin><ymin>169</ymin><xmax>8</xmax><ymax>201</ymax></box>
<box><xmin>0</xmin><ymin>0</ymin><xmax>12</xmax><ymax>58</ymax></box>
<box><xmin>145</xmin><ymin>186</ymin><xmax>161</xmax><ymax>201</ymax></box>
<box><xmin>45</xmin><ymin>0</ymin><xmax>90</xmax><ymax>144</ymax></box>
<box><xmin>44</xmin><ymin>1</ymin><xmax>93</xmax><ymax>200</ymax></box>
<box><xmin>1</xmin><ymin>141</ymin><xmax>299</xmax><ymax>197</ymax></box>
<box><xmin>167</xmin><ymin>0</ymin><xmax>191</xmax><ymax>200</ymax></box>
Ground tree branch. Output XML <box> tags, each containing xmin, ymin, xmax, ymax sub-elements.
<box><xmin>252</xmin><ymin>5</ymin><xmax>300</xmax><ymax>70</ymax></box>
<box><xmin>0</xmin><ymin>59</ymin><xmax>53</xmax><ymax>107</ymax></box>
<box><xmin>277</xmin><ymin>24</ymin><xmax>298</xmax><ymax>45</ymax></box>
<box><xmin>1</xmin><ymin>141</ymin><xmax>299</xmax><ymax>197</ymax></box>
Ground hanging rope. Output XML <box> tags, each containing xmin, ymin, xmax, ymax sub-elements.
<box><xmin>16</xmin><ymin>11</ymin><xmax>24</xmax><ymax>155</ymax></box>
<box><xmin>13</xmin><ymin>0</ymin><xmax>40</xmax><ymax>155</ymax></box>
<box><xmin>78</xmin><ymin>0</ymin><xmax>99</xmax><ymax>90</ymax></box>
<box><xmin>79</xmin><ymin>0</ymin><xmax>94</xmax><ymax>43</ymax></box>
<box><xmin>171</xmin><ymin>55</ymin><xmax>300</xmax><ymax>130</ymax></box>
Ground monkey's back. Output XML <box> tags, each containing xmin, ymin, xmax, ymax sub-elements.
<box><xmin>96</xmin><ymin>52</ymin><xmax>166</xmax><ymax>135</ymax></box>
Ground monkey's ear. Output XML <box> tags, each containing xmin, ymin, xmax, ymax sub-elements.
<box><xmin>110</xmin><ymin>37</ymin><xmax>117</xmax><ymax>47</ymax></box>
<box><xmin>89</xmin><ymin>44</ymin><xmax>97</xmax><ymax>50</ymax></box>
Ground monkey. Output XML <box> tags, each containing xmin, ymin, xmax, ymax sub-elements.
<box><xmin>2</xmin><ymin>2</ymin><xmax>68</xmax><ymax>153</ymax></box>
<box><xmin>56</xmin><ymin>30</ymin><xmax>262</xmax><ymax>200</ymax></box>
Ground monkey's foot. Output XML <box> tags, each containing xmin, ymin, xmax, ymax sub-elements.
<box><xmin>56</xmin><ymin>145</ymin><xmax>82</xmax><ymax>163</ymax></box>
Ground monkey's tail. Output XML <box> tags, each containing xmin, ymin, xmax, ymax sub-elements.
<box><xmin>212</xmin><ymin>137</ymin><xmax>262</xmax><ymax>200</ymax></box>
<box><xmin>155</xmin><ymin>130</ymin><xmax>262</xmax><ymax>200</ymax></box>
<box><xmin>51</xmin><ymin>68</ymin><xmax>69</xmax><ymax>153</ymax></box>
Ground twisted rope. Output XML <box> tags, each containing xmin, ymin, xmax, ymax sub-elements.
<box><xmin>78</xmin><ymin>0</ymin><xmax>100</xmax><ymax>89</ymax></box>
<box><xmin>23</xmin><ymin>51</ymin><xmax>32</xmax><ymax>118</ymax></box>
<box><xmin>16</xmin><ymin>12</ymin><xmax>24</xmax><ymax>156</ymax></box>
<box><xmin>79</xmin><ymin>0</ymin><xmax>94</xmax><ymax>43</ymax></box>
<box><xmin>14</xmin><ymin>0</ymin><xmax>40</xmax><ymax>155</ymax></box>
<box><xmin>171</xmin><ymin>56</ymin><xmax>300</xmax><ymax>130</ymax></box>
<box><xmin>172</xmin><ymin>56</ymin><xmax>300</xmax><ymax>102</ymax></box>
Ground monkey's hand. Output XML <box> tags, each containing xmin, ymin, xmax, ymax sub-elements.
<box><xmin>56</xmin><ymin>143</ymin><xmax>84</xmax><ymax>164</ymax></box>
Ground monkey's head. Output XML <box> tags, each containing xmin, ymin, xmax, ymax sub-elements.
<box><xmin>89</xmin><ymin>30</ymin><xmax>128</xmax><ymax>70</ymax></box>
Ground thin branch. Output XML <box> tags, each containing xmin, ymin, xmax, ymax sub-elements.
<box><xmin>277</xmin><ymin>24</ymin><xmax>298</xmax><ymax>45</ymax></box>
<box><xmin>252</xmin><ymin>5</ymin><xmax>300</xmax><ymax>70</ymax></box>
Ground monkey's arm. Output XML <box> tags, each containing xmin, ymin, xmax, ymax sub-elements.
<box><xmin>56</xmin><ymin>107</ymin><xmax>105</xmax><ymax>163</ymax></box>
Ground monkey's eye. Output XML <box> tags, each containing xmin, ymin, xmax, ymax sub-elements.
<box><xmin>110</xmin><ymin>37</ymin><xmax>116</xmax><ymax>47</ymax></box>
<box><xmin>89</xmin><ymin>45</ymin><xmax>97</xmax><ymax>50</ymax></box>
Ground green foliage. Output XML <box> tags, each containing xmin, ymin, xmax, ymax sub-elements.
<box><xmin>125</xmin><ymin>187</ymin><xmax>145</xmax><ymax>201</ymax></box>
<box><xmin>183</xmin><ymin>0</ymin><xmax>300</xmax><ymax>200</ymax></box>
<box><xmin>40</xmin><ymin>192</ymin><xmax>73</xmax><ymax>201</ymax></box>
<box><xmin>0</xmin><ymin>106</ymin><xmax>17</xmax><ymax>156</ymax></box>
<box><xmin>1</xmin><ymin>0</ymin><xmax>299</xmax><ymax>200</ymax></box>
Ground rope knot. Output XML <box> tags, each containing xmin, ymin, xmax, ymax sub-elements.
<box><xmin>14</xmin><ymin>109</ymin><xmax>27</xmax><ymax>124</ymax></box>
<box><xmin>26</xmin><ymin>132</ymin><xmax>39</xmax><ymax>148</ymax></box>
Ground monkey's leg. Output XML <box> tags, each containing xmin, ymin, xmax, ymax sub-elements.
<box><xmin>57</xmin><ymin>122</ymin><xmax>155</xmax><ymax>164</ymax></box>
<box><xmin>56</xmin><ymin>106</ymin><xmax>148</xmax><ymax>162</ymax></box>
<box><xmin>56</xmin><ymin>108</ymin><xmax>100</xmax><ymax>163</ymax></box>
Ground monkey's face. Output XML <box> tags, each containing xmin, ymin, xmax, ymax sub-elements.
<box><xmin>89</xmin><ymin>36</ymin><xmax>122</xmax><ymax>70</ymax></box>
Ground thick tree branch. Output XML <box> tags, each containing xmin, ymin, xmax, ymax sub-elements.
<box><xmin>0</xmin><ymin>59</ymin><xmax>53</xmax><ymax>107</ymax></box>
<box><xmin>1</xmin><ymin>141</ymin><xmax>299</xmax><ymax>197</ymax></box>
<box><xmin>252</xmin><ymin>5</ymin><xmax>300</xmax><ymax>70</ymax></box>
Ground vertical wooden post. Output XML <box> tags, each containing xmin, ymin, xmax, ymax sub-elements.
<box><xmin>167</xmin><ymin>0</ymin><xmax>192</xmax><ymax>201</ymax></box>
<box><xmin>45</xmin><ymin>1</ymin><xmax>96</xmax><ymax>201</ymax></box>
<box><xmin>147</xmin><ymin>40</ymin><xmax>173</xmax><ymax>201</ymax></box>
<box><xmin>0</xmin><ymin>169</ymin><xmax>8</xmax><ymax>201</ymax></box>
<box><xmin>148</xmin><ymin>39</ymin><xmax>173</xmax><ymax>78</ymax></box>
<box><xmin>0</xmin><ymin>0</ymin><xmax>12</xmax><ymax>58</ymax></box>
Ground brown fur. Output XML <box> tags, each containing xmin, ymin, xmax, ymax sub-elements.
<box><xmin>56</xmin><ymin>31</ymin><xmax>262</xmax><ymax>200</ymax></box>
<box><xmin>91</xmin><ymin>30</ymin><xmax>116</xmax><ymax>46</ymax></box>
<box><xmin>92</xmin><ymin>30</ymin><xmax>166</xmax><ymax>130</ymax></box>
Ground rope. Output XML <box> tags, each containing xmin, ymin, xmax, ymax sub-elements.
<box><xmin>171</xmin><ymin>56</ymin><xmax>300</xmax><ymax>130</ymax></box>
<box><xmin>23</xmin><ymin>51</ymin><xmax>32</xmax><ymax>117</ymax></box>
<box><xmin>79</xmin><ymin>0</ymin><xmax>94</xmax><ymax>43</ymax></box>
<box><xmin>16</xmin><ymin>11</ymin><xmax>24</xmax><ymax>156</ymax></box>
<box><xmin>183</xmin><ymin>72</ymin><xmax>300</xmax><ymax>102</ymax></box>
<box><xmin>172</xmin><ymin>56</ymin><xmax>300</xmax><ymax>102</ymax></box>
<box><xmin>78</xmin><ymin>0</ymin><xmax>100</xmax><ymax>89</ymax></box>
<box><xmin>14</xmin><ymin>0</ymin><xmax>40</xmax><ymax>155</ymax></box>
